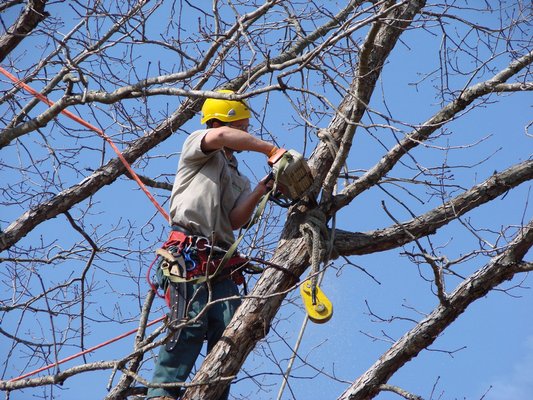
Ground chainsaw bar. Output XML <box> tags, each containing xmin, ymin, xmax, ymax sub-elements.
<box><xmin>165</xmin><ymin>280</ymin><xmax>188</xmax><ymax>352</ymax></box>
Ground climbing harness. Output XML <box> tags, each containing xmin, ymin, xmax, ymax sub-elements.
<box><xmin>157</xmin><ymin>230</ymin><xmax>250</xmax><ymax>287</ymax></box>
<box><xmin>151</xmin><ymin>226</ymin><xmax>297</xmax><ymax>351</ymax></box>
<box><xmin>152</xmin><ymin>229</ymin><xmax>254</xmax><ymax>350</ymax></box>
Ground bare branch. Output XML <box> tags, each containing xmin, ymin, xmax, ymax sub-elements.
<box><xmin>0</xmin><ymin>0</ymin><xmax>49</xmax><ymax>62</ymax></box>
<box><xmin>333</xmin><ymin>50</ymin><xmax>533</xmax><ymax>211</ymax></box>
<box><xmin>379</xmin><ymin>384</ymin><xmax>424</xmax><ymax>400</ymax></box>
<box><xmin>338</xmin><ymin>219</ymin><xmax>533</xmax><ymax>400</ymax></box>
<box><xmin>334</xmin><ymin>159</ymin><xmax>533</xmax><ymax>256</ymax></box>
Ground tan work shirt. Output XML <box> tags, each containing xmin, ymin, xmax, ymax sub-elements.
<box><xmin>169</xmin><ymin>129</ymin><xmax>252</xmax><ymax>247</ymax></box>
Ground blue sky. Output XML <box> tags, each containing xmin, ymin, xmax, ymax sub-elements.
<box><xmin>483</xmin><ymin>334</ymin><xmax>533</xmax><ymax>399</ymax></box>
<box><xmin>1</xmin><ymin>2</ymin><xmax>532</xmax><ymax>400</ymax></box>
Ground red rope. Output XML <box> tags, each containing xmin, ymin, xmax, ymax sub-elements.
<box><xmin>146</xmin><ymin>254</ymin><xmax>165</xmax><ymax>298</ymax></box>
<box><xmin>1</xmin><ymin>69</ymin><xmax>171</xmax><ymax>381</ymax></box>
<box><xmin>9</xmin><ymin>315</ymin><xmax>166</xmax><ymax>382</ymax></box>
<box><xmin>0</xmin><ymin>66</ymin><xmax>170</xmax><ymax>221</ymax></box>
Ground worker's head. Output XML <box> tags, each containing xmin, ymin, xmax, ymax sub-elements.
<box><xmin>201</xmin><ymin>89</ymin><xmax>251</xmax><ymax>131</ymax></box>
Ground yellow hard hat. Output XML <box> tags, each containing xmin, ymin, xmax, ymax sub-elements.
<box><xmin>200</xmin><ymin>89</ymin><xmax>251</xmax><ymax>124</ymax></box>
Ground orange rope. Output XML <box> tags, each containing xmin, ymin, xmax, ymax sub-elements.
<box><xmin>9</xmin><ymin>315</ymin><xmax>166</xmax><ymax>382</ymax></box>
<box><xmin>0</xmin><ymin>67</ymin><xmax>170</xmax><ymax>221</ymax></box>
<box><xmin>1</xmin><ymin>68</ymin><xmax>172</xmax><ymax>382</ymax></box>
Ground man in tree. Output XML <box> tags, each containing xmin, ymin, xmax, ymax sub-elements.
<box><xmin>147</xmin><ymin>90</ymin><xmax>278</xmax><ymax>400</ymax></box>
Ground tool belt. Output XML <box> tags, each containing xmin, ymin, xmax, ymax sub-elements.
<box><xmin>156</xmin><ymin>230</ymin><xmax>248</xmax><ymax>290</ymax></box>
<box><xmin>155</xmin><ymin>230</ymin><xmax>248</xmax><ymax>351</ymax></box>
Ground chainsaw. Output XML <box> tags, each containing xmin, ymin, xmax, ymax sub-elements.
<box><xmin>267</xmin><ymin>148</ymin><xmax>314</xmax><ymax>207</ymax></box>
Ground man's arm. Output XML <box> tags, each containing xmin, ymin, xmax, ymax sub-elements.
<box><xmin>201</xmin><ymin>126</ymin><xmax>275</xmax><ymax>156</ymax></box>
<box><xmin>229</xmin><ymin>176</ymin><xmax>272</xmax><ymax>230</ymax></box>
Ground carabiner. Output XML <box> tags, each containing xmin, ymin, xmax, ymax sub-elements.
<box><xmin>183</xmin><ymin>250</ymin><xmax>197</xmax><ymax>272</ymax></box>
<box><xmin>194</xmin><ymin>236</ymin><xmax>210</xmax><ymax>251</ymax></box>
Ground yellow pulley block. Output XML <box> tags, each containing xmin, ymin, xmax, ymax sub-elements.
<box><xmin>300</xmin><ymin>279</ymin><xmax>333</xmax><ymax>324</ymax></box>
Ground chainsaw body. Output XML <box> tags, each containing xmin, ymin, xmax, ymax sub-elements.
<box><xmin>269</xmin><ymin>149</ymin><xmax>314</xmax><ymax>205</ymax></box>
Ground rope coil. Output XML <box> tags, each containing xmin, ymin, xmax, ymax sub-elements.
<box><xmin>299</xmin><ymin>209</ymin><xmax>330</xmax><ymax>303</ymax></box>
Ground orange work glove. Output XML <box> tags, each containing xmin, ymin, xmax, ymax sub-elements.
<box><xmin>267</xmin><ymin>147</ymin><xmax>287</xmax><ymax>166</ymax></box>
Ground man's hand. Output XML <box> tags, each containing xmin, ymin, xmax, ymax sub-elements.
<box><xmin>268</xmin><ymin>149</ymin><xmax>314</xmax><ymax>200</ymax></box>
<box><xmin>256</xmin><ymin>174</ymin><xmax>275</xmax><ymax>197</ymax></box>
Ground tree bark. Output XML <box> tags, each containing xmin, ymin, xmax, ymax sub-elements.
<box><xmin>181</xmin><ymin>2</ymin><xmax>428</xmax><ymax>399</ymax></box>
<box><xmin>0</xmin><ymin>0</ymin><xmax>49</xmax><ymax>62</ymax></box>
<box><xmin>334</xmin><ymin>159</ymin><xmax>533</xmax><ymax>256</ymax></box>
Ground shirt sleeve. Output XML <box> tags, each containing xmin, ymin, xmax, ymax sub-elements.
<box><xmin>180</xmin><ymin>129</ymin><xmax>218</xmax><ymax>166</ymax></box>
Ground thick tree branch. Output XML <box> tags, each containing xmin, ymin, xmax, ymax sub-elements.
<box><xmin>333</xmin><ymin>159</ymin><xmax>533</xmax><ymax>256</ymax></box>
<box><xmin>1</xmin><ymin>86</ymin><xmax>285</xmax><ymax>144</ymax></box>
<box><xmin>0</xmin><ymin>0</ymin><xmax>49</xmax><ymax>62</ymax></box>
<box><xmin>332</xmin><ymin>50</ymin><xmax>533</xmax><ymax>212</ymax></box>
<box><xmin>493</xmin><ymin>82</ymin><xmax>533</xmax><ymax>92</ymax></box>
<box><xmin>337</xmin><ymin>218</ymin><xmax>533</xmax><ymax>399</ymax></box>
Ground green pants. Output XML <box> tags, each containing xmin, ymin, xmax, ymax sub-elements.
<box><xmin>147</xmin><ymin>279</ymin><xmax>241</xmax><ymax>400</ymax></box>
